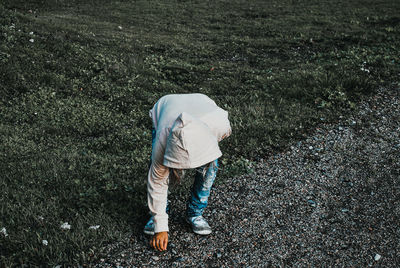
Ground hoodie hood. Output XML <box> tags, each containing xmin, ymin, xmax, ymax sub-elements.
<box><xmin>163</xmin><ymin>112</ymin><xmax>222</xmax><ymax>169</ymax></box>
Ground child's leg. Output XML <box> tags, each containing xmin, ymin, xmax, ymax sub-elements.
<box><xmin>186</xmin><ymin>159</ymin><xmax>218</xmax><ymax>217</ymax></box>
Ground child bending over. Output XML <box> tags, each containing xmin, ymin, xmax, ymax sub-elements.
<box><xmin>144</xmin><ymin>93</ymin><xmax>231</xmax><ymax>251</ymax></box>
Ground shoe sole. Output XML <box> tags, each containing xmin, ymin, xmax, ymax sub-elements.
<box><xmin>193</xmin><ymin>229</ymin><xmax>212</xmax><ymax>235</ymax></box>
<box><xmin>143</xmin><ymin>229</ymin><xmax>155</xmax><ymax>236</ymax></box>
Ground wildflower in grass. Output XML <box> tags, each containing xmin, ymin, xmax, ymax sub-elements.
<box><xmin>60</xmin><ymin>222</ymin><xmax>71</xmax><ymax>230</ymax></box>
<box><xmin>89</xmin><ymin>225</ymin><xmax>100</xmax><ymax>230</ymax></box>
<box><xmin>1</xmin><ymin>227</ymin><xmax>8</xmax><ymax>237</ymax></box>
<box><xmin>361</xmin><ymin>66</ymin><xmax>370</xmax><ymax>73</ymax></box>
<box><xmin>361</xmin><ymin>62</ymin><xmax>370</xmax><ymax>73</ymax></box>
<box><xmin>29</xmin><ymin>39</ymin><xmax>34</xmax><ymax>43</ymax></box>
<box><xmin>29</xmin><ymin>31</ymin><xmax>34</xmax><ymax>35</ymax></box>
<box><xmin>42</xmin><ymin>240</ymin><xmax>48</xmax><ymax>246</ymax></box>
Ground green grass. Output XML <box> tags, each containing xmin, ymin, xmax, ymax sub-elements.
<box><xmin>1</xmin><ymin>0</ymin><xmax>399</xmax><ymax>265</ymax></box>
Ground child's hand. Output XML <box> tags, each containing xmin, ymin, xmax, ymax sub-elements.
<box><xmin>150</xmin><ymin>231</ymin><xmax>168</xmax><ymax>251</ymax></box>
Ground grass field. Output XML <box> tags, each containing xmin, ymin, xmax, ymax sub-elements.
<box><xmin>1</xmin><ymin>0</ymin><xmax>399</xmax><ymax>265</ymax></box>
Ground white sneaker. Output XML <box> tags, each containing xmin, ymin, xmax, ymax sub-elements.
<box><xmin>186</xmin><ymin>215</ymin><xmax>212</xmax><ymax>235</ymax></box>
<box><xmin>143</xmin><ymin>217</ymin><xmax>155</xmax><ymax>235</ymax></box>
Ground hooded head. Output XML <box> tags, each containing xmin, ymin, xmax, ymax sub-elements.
<box><xmin>163</xmin><ymin>112</ymin><xmax>222</xmax><ymax>169</ymax></box>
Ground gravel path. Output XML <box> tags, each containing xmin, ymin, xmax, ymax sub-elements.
<box><xmin>94</xmin><ymin>86</ymin><xmax>400</xmax><ymax>267</ymax></box>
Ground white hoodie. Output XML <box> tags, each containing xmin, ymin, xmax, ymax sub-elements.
<box><xmin>147</xmin><ymin>93</ymin><xmax>231</xmax><ymax>233</ymax></box>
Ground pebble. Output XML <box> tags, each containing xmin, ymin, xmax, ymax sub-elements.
<box><xmin>307</xmin><ymin>200</ymin><xmax>317</xmax><ymax>207</ymax></box>
<box><xmin>374</xmin><ymin>254</ymin><xmax>382</xmax><ymax>261</ymax></box>
<box><xmin>174</xmin><ymin>257</ymin><xmax>184</xmax><ymax>262</ymax></box>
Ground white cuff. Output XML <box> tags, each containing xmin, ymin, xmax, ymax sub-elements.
<box><xmin>153</xmin><ymin>215</ymin><xmax>169</xmax><ymax>233</ymax></box>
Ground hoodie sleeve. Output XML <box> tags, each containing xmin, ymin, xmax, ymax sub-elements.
<box><xmin>147</xmin><ymin>127</ymin><xmax>170</xmax><ymax>233</ymax></box>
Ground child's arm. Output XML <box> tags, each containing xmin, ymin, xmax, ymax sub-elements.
<box><xmin>147</xmin><ymin>128</ymin><xmax>170</xmax><ymax>251</ymax></box>
<box><xmin>147</xmin><ymin>161</ymin><xmax>169</xmax><ymax>233</ymax></box>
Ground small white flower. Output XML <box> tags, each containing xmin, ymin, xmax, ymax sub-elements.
<box><xmin>118</xmin><ymin>26</ymin><xmax>123</xmax><ymax>30</ymax></box>
<box><xmin>42</xmin><ymin>240</ymin><xmax>48</xmax><ymax>246</ymax></box>
<box><xmin>38</xmin><ymin>216</ymin><xmax>44</xmax><ymax>220</ymax></box>
<box><xmin>1</xmin><ymin>227</ymin><xmax>8</xmax><ymax>237</ymax></box>
<box><xmin>60</xmin><ymin>222</ymin><xmax>71</xmax><ymax>230</ymax></box>
<box><xmin>29</xmin><ymin>31</ymin><xmax>34</xmax><ymax>35</ymax></box>
<box><xmin>29</xmin><ymin>39</ymin><xmax>34</xmax><ymax>43</ymax></box>
<box><xmin>89</xmin><ymin>225</ymin><xmax>100</xmax><ymax>230</ymax></box>
<box><xmin>374</xmin><ymin>254</ymin><xmax>382</xmax><ymax>261</ymax></box>
<box><xmin>360</xmin><ymin>66</ymin><xmax>370</xmax><ymax>73</ymax></box>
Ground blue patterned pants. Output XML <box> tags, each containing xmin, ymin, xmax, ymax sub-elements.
<box><xmin>186</xmin><ymin>159</ymin><xmax>218</xmax><ymax>217</ymax></box>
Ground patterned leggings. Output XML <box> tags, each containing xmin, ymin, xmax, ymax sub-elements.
<box><xmin>186</xmin><ymin>159</ymin><xmax>218</xmax><ymax>217</ymax></box>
